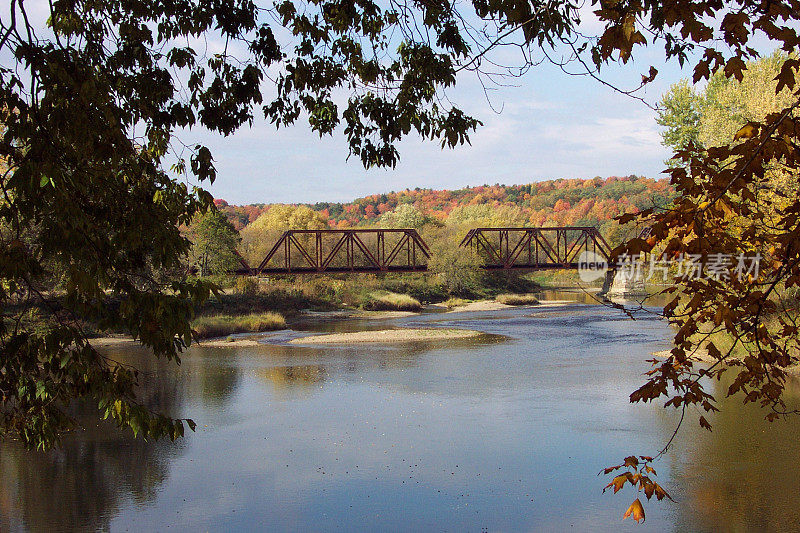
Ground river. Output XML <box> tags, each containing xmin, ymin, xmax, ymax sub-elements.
<box><xmin>2</xmin><ymin>293</ymin><xmax>799</xmax><ymax>532</ymax></box>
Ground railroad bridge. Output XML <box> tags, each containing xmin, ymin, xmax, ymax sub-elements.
<box><xmin>254</xmin><ymin>229</ymin><xmax>430</xmax><ymax>275</ymax></box>
<box><xmin>241</xmin><ymin>227</ymin><xmax>612</xmax><ymax>275</ymax></box>
<box><xmin>459</xmin><ymin>227</ymin><xmax>611</xmax><ymax>270</ymax></box>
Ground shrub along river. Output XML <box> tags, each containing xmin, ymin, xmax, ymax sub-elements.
<box><xmin>2</xmin><ymin>292</ymin><xmax>800</xmax><ymax>531</ymax></box>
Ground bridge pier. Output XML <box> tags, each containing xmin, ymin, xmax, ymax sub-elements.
<box><xmin>598</xmin><ymin>270</ymin><xmax>615</xmax><ymax>296</ymax></box>
<box><xmin>600</xmin><ymin>269</ymin><xmax>647</xmax><ymax>299</ymax></box>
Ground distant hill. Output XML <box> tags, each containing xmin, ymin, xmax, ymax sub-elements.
<box><xmin>214</xmin><ymin>175</ymin><xmax>675</xmax><ymax>240</ymax></box>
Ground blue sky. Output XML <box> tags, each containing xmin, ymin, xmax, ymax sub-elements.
<box><xmin>194</xmin><ymin>53</ymin><xmax>679</xmax><ymax>205</ymax></box>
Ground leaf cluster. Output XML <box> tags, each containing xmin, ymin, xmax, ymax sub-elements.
<box><xmin>601</xmin><ymin>455</ymin><xmax>673</xmax><ymax>523</ymax></box>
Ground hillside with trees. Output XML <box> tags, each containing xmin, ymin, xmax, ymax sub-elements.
<box><xmin>215</xmin><ymin>175</ymin><xmax>675</xmax><ymax>255</ymax></box>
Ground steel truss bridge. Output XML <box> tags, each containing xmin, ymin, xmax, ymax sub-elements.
<box><xmin>459</xmin><ymin>227</ymin><xmax>612</xmax><ymax>270</ymax></box>
<box><xmin>233</xmin><ymin>227</ymin><xmax>612</xmax><ymax>275</ymax></box>
<box><xmin>254</xmin><ymin>229</ymin><xmax>430</xmax><ymax>274</ymax></box>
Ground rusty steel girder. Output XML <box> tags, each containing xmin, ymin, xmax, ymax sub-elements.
<box><xmin>254</xmin><ymin>228</ymin><xmax>431</xmax><ymax>275</ymax></box>
<box><xmin>459</xmin><ymin>227</ymin><xmax>612</xmax><ymax>270</ymax></box>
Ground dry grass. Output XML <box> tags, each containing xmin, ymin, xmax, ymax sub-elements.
<box><xmin>444</xmin><ymin>297</ymin><xmax>470</xmax><ymax>308</ymax></box>
<box><xmin>495</xmin><ymin>293</ymin><xmax>540</xmax><ymax>306</ymax></box>
<box><xmin>363</xmin><ymin>291</ymin><xmax>422</xmax><ymax>312</ymax></box>
<box><xmin>192</xmin><ymin>312</ymin><xmax>286</xmax><ymax>339</ymax></box>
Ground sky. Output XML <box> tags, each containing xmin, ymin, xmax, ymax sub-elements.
<box><xmin>194</xmin><ymin>54</ymin><xmax>679</xmax><ymax>205</ymax></box>
<box><xmin>10</xmin><ymin>1</ymin><xmax>700</xmax><ymax>205</ymax></box>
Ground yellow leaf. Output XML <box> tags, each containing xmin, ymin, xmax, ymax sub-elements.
<box><xmin>607</xmin><ymin>474</ymin><xmax>627</xmax><ymax>493</ymax></box>
<box><xmin>734</xmin><ymin>123</ymin><xmax>757</xmax><ymax>140</ymax></box>
<box><xmin>623</xmin><ymin>498</ymin><xmax>646</xmax><ymax>523</ymax></box>
<box><xmin>654</xmin><ymin>484</ymin><xmax>672</xmax><ymax>501</ymax></box>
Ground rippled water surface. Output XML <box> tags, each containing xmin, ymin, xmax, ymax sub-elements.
<box><xmin>2</xmin><ymin>294</ymin><xmax>800</xmax><ymax>532</ymax></box>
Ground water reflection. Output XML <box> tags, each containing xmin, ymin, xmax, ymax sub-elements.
<box><xmin>0</xmin><ymin>346</ymin><xmax>241</xmax><ymax>532</ymax></box>
<box><xmin>0</xmin><ymin>348</ymin><xmax>184</xmax><ymax>531</ymax></box>
<box><xmin>2</xmin><ymin>301</ymin><xmax>800</xmax><ymax>531</ymax></box>
<box><xmin>666</xmin><ymin>378</ymin><xmax>800</xmax><ymax>532</ymax></box>
<box><xmin>261</xmin><ymin>365</ymin><xmax>327</xmax><ymax>389</ymax></box>
<box><xmin>0</xmin><ymin>436</ymin><xmax>178</xmax><ymax>531</ymax></box>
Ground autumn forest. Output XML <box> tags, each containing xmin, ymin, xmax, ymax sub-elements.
<box><xmin>215</xmin><ymin>175</ymin><xmax>674</xmax><ymax>244</ymax></box>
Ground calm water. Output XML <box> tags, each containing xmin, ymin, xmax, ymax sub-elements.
<box><xmin>2</xmin><ymin>294</ymin><xmax>800</xmax><ymax>532</ymax></box>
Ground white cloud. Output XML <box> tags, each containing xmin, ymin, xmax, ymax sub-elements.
<box><xmin>539</xmin><ymin>113</ymin><xmax>664</xmax><ymax>157</ymax></box>
<box><xmin>196</xmin><ymin>78</ymin><xmax>672</xmax><ymax>204</ymax></box>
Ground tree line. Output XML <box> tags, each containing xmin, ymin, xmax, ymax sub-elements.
<box><xmin>187</xmin><ymin>175</ymin><xmax>675</xmax><ymax>276</ymax></box>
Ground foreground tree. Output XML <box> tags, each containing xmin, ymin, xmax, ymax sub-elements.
<box><xmin>656</xmin><ymin>80</ymin><xmax>701</xmax><ymax>167</ymax></box>
<box><xmin>608</xmin><ymin>52</ymin><xmax>800</xmax><ymax>521</ymax></box>
<box><xmin>659</xmin><ymin>52</ymin><xmax>798</xmax><ymax>152</ymax></box>
<box><xmin>1</xmin><ymin>0</ymin><xmax>503</xmax><ymax>447</ymax></box>
<box><xmin>659</xmin><ymin>53</ymin><xmax>799</xmax><ymax>224</ymax></box>
<box><xmin>426</xmin><ymin>226</ymin><xmax>484</xmax><ymax>295</ymax></box>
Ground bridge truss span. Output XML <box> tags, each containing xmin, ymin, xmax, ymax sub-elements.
<box><xmin>459</xmin><ymin>227</ymin><xmax>612</xmax><ymax>270</ymax></box>
<box><xmin>255</xmin><ymin>229</ymin><xmax>430</xmax><ymax>275</ymax></box>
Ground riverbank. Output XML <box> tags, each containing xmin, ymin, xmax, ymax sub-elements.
<box><xmin>89</xmin><ymin>332</ymin><xmax>270</xmax><ymax>348</ymax></box>
<box><xmin>192</xmin><ymin>312</ymin><xmax>286</xmax><ymax>338</ymax></box>
<box><xmin>300</xmin><ymin>309</ymin><xmax>419</xmax><ymax>320</ymax></box>
<box><xmin>89</xmin><ymin>269</ymin><xmax>575</xmax><ymax>347</ymax></box>
<box><xmin>445</xmin><ymin>301</ymin><xmax>512</xmax><ymax>312</ymax></box>
<box><xmin>198</xmin><ymin>292</ymin><xmax>547</xmax><ymax>345</ymax></box>
<box><xmin>196</xmin><ymin>271</ymin><xmax>543</xmax><ymax>316</ymax></box>
<box><xmin>89</xmin><ymin>294</ymin><xmax>548</xmax><ymax>348</ymax></box>
<box><xmin>186</xmin><ymin>272</ymin><xmax>545</xmax><ymax>341</ymax></box>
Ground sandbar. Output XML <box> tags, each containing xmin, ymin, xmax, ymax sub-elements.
<box><xmin>446</xmin><ymin>301</ymin><xmax>512</xmax><ymax>313</ymax></box>
<box><xmin>289</xmin><ymin>328</ymin><xmax>482</xmax><ymax>345</ymax></box>
<box><xmin>301</xmin><ymin>309</ymin><xmax>418</xmax><ymax>320</ymax></box>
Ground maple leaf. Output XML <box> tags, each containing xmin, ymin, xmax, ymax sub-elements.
<box><xmin>623</xmin><ymin>498</ymin><xmax>646</xmax><ymax>523</ymax></box>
